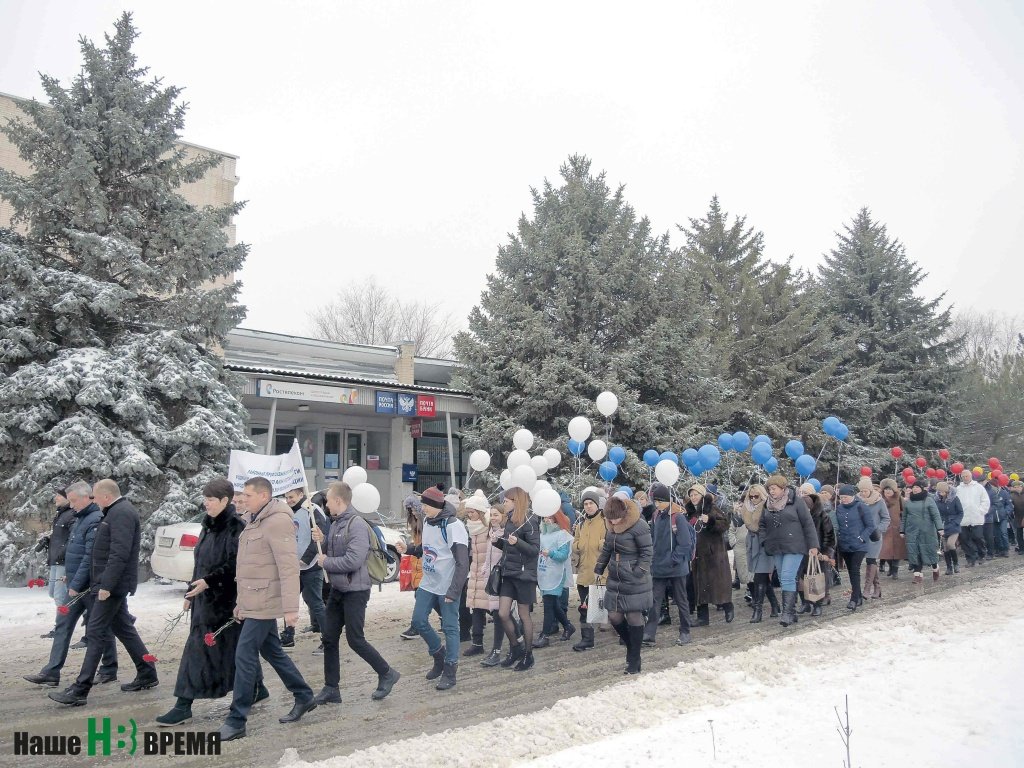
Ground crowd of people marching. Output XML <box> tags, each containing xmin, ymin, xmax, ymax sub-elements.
<box><xmin>23</xmin><ymin>468</ymin><xmax>1023</xmax><ymax>742</ymax></box>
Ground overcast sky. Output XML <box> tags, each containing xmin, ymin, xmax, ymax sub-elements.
<box><xmin>3</xmin><ymin>1</ymin><xmax>1022</xmax><ymax>340</ymax></box>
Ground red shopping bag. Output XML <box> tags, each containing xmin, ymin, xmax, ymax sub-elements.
<box><xmin>399</xmin><ymin>554</ymin><xmax>416</xmax><ymax>592</ymax></box>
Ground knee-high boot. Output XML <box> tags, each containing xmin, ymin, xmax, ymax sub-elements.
<box><xmin>749</xmin><ymin>582</ymin><xmax>765</xmax><ymax>623</ymax></box>
<box><xmin>765</xmin><ymin>586</ymin><xmax>781</xmax><ymax>618</ymax></box>
<box><xmin>625</xmin><ymin>625</ymin><xmax>643</xmax><ymax>675</ymax></box>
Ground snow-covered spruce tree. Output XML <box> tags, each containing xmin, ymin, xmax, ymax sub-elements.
<box><xmin>677</xmin><ymin>197</ymin><xmax>861</xmax><ymax>448</ymax></box>
<box><xmin>0</xmin><ymin>14</ymin><xmax>252</xmax><ymax>580</ymax></box>
<box><xmin>815</xmin><ymin>208</ymin><xmax>957</xmax><ymax>453</ymax></box>
<box><xmin>453</xmin><ymin>156</ymin><xmax>725</xmax><ymax>491</ymax></box>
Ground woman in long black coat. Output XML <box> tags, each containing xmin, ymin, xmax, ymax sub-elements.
<box><xmin>156</xmin><ymin>478</ymin><xmax>256</xmax><ymax>726</ymax></box>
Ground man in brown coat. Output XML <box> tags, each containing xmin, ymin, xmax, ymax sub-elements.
<box><xmin>218</xmin><ymin>477</ymin><xmax>316</xmax><ymax>742</ymax></box>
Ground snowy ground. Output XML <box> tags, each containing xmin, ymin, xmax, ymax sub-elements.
<box><xmin>279</xmin><ymin>570</ymin><xmax>1024</xmax><ymax>768</ymax></box>
<box><xmin>3</xmin><ymin>567</ymin><xmax>1022</xmax><ymax>767</ymax></box>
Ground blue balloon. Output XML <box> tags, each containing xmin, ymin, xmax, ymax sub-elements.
<box><xmin>822</xmin><ymin>416</ymin><xmax>841</xmax><ymax>436</ymax></box>
<box><xmin>568</xmin><ymin>439</ymin><xmax>584</xmax><ymax>456</ymax></box>
<box><xmin>690</xmin><ymin>459</ymin><xmax>705</xmax><ymax>475</ymax></box>
<box><xmin>660</xmin><ymin>451</ymin><xmax>679</xmax><ymax>465</ymax></box>
<box><xmin>751</xmin><ymin>442</ymin><xmax>773</xmax><ymax>465</ymax></box>
<box><xmin>753</xmin><ymin>434</ymin><xmax>772</xmax><ymax>446</ymax></box>
<box><xmin>698</xmin><ymin>444</ymin><xmax>721</xmax><ymax>469</ymax></box>
<box><xmin>616</xmin><ymin>486</ymin><xmax>634</xmax><ymax>499</ymax></box>
<box><xmin>795</xmin><ymin>454</ymin><xmax>817</xmax><ymax>477</ymax></box>
<box><xmin>808</xmin><ymin>478</ymin><xmax>822</xmax><ymax>492</ymax></box>
<box><xmin>643</xmin><ymin>449</ymin><xmax>660</xmax><ymax>468</ymax></box>
<box><xmin>681</xmin><ymin>448</ymin><xmax>699</xmax><ymax>468</ymax></box>
<box><xmin>784</xmin><ymin>440</ymin><xmax>805</xmax><ymax>460</ymax></box>
<box><xmin>763</xmin><ymin>457</ymin><xmax>779</xmax><ymax>474</ymax></box>
<box><xmin>835</xmin><ymin>423</ymin><xmax>849</xmax><ymax>441</ymax></box>
<box><xmin>599</xmin><ymin>461</ymin><xmax>618</xmax><ymax>481</ymax></box>
<box><xmin>732</xmin><ymin>431</ymin><xmax>751</xmax><ymax>451</ymax></box>
<box><xmin>718</xmin><ymin>433</ymin><xmax>734</xmax><ymax>452</ymax></box>
<box><xmin>609</xmin><ymin>446</ymin><xmax>627</xmax><ymax>465</ymax></box>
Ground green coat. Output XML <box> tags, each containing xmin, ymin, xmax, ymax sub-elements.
<box><xmin>901</xmin><ymin>496</ymin><xmax>943</xmax><ymax>566</ymax></box>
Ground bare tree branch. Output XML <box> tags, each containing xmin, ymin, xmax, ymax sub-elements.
<box><xmin>308</xmin><ymin>276</ymin><xmax>460</xmax><ymax>358</ymax></box>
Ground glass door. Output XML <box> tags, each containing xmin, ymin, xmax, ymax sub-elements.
<box><xmin>322</xmin><ymin>430</ymin><xmax>341</xmax><ymax>486</ymax></box>
<box><xmin>344</xmin><ymin>430</ymin><xmax>366</xmax><ymax>469</ymax></box>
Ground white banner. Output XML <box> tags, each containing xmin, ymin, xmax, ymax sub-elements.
<box><xmin>228</xmin><ymin>439</ymin><xmax>306</xmax><ymax>495</ymax></box>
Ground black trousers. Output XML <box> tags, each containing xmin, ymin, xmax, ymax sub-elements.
<box><xmin>470</xmin><ymin>608</ymin><xmax>503</xmax><ymax>649</ymax></box>
<box><xmin>961</xmin><ymin>525</ymin><xmax>987</xmax><ymax>562</ymax></box>
<box><xmin>74</xmin><ymin>593</ymin><xmax>152</xmax><ymax>691</ymax></box>
<box><xmin>644</xmin><ymin>577</ymin><xmax>690</xmax><ymax>638</ymax></box>
<box><xmin>982</xmin><ymin>520</ymin><xmax>995</xmax><ymax>557</ymax></box>
<box><xmin>840</xmin><ymin>550</ymin><xmax>866</xmax><ymax>602</ymax></box>
<box><xmin>322</xmin><ymin>588</ymin><xmax>390</xmax><ymax>687</ymax></box>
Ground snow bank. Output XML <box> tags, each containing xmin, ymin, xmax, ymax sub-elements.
<box><xmin>280</xmin><ymin>571</ymin><xmax>1024</xmax><ymax>768</ymax></box>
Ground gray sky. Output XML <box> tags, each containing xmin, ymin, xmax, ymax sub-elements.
<box><xmin>3</xmin><ymin>1</ymin><xmax>1022</xmax><ymax>339</ymax></box>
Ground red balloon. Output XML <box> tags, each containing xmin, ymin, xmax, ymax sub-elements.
<box><xmin>950</xmin><ymin>462</ymin><xmax>964</xmax><ymax>475</ymax></box>
<box><xmin>989</xmin><ymin>457</ymin><xmax>1000</xmax><ymax>469</ymax></box>
<box><xmin>938</xmin><ymin>449</ymin><xmax>950</xmax><ymax>461</ymax></box>
<box><xmin>936</xmin><ymin>469</ymin><xmax>947</xmax><ymax>480</ymax></box>
<box><xmin>890</xmin><ymin>446</ymin><xmax>904</xmax><ymax>459</ymax></box>
<box><xmin>902</xmin><ymin>468</ymin><xmax>916</xmax><ymax>479</ymax></box>
<box><xmin>925</xmin><ymin>468</ymin><xmax>936</xmax><ymax>478</ymax></box>
<box><xmin>915</xmin><ymin>457</ymin><xmax>927</xmax><ymax>468</ymax></box>
<box><xmin>860</xmin><ymin>466</ymin><xmax>873</xmax><ymax>477</ymax></box>
<box><xmin>998</xmin><ymin>475</ymin><xmax>1010</xmax><ymax>487</ymax></box>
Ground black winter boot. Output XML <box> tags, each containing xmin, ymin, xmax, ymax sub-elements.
<box><xmin>749</xmin><ymin>582</ymin><xmax>765</xmax><ymax>623</ymax></box>
<box><xmin>744</xmin><ymin>581</ymin><xmax>754</xmax><ymax>604</ymax></box>
<box><xmin>889</xmin><ymin>562</ymin><xmax>899</xmax><ymax>579</ymax></box>
<box><xmin>500</xmin><ymin>643</ymin><xmax>524</xmax><ymax>669</ymax></box>
<box><xmin>944</xmin><ymin>551</ymin><xmax>954</xmax><ymax>575</ymax></box>
<box><xmin>952</xmin><ymin>551</ymin><xmax>960</xmax><ymax>573</ymax></box>
<box><xmin>766</xmin><ymin>587</ymin><xmax>781</xmax><ymax>618</ymax></box>
<box><xmin>514</xmin><ymin>639</ymin><xmax>534</xmax><ymax>671</ymax></box>
<box><xmin>723</xmin><ymin>602</ymin><xmax>735</xmax><ymax>623</ymax></box>
<box><xmin>797</xmin><ymin>594</ymin><xmax>812</xmax><ymax>614</ymax></box>
<box><xmin>573</xmin><ymin>625</ymin><xmax>595</xmax><ymax>652</ymax></box>
<box><xmin>481</xmin><ymin>649</ymin><xmax>502</xmax><ymax>667</ymax></box>
<box><xmin>625</xmin><ymin>625</ymin><xmax>643</xmax><ymax>675</ymax></box>
<box><xmin>425</xmin><ymin>646</ymin><xmax>446</xmax><ymax>680</ymax></box>
<box><xmin>464</xmin><ymin>642</ymin><xmax>484</xmax><ymax>657</ymax></box>
<box><xmin>810</xmin><ymin>600</ymin><xmax>823</xmax><ymax>617</ymax></box>
<box><xmin>435</xmin><ymin>662</ymin><xmax>457</xmax><ymax>690</ymax></box>
<box><xmin>779</xmin><ymin>590</ymin><xmax>798</xmax><ymax>627</ymax></box>
<box><xmin>694</xmin><ymin>605</ymin><xmax>710</xmax><ymax>626</ymax></box>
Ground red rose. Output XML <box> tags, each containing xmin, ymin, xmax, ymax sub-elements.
<box><xmin>204</xmin><ymin>633</ymin><xmax>216</xmax><ymax>647</ymax></box>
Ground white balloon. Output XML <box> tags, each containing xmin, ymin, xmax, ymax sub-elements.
<box><xmin>511</xmin><ymin>464</ymin><xmax>537</xmax><ymax>493</ymax></box>
<box><xmin>567</xmin><ymin>416</ymin><xmax>592</xmax><ymax>443</ymax></box>
<box><xmin>350</xmin><ymin>482</ymin><xmax>381</xmax><ymax>514</ymax></box>
<box><xmin>512</xmin><ymin>428</ymin><xmax>534</xmax><ymax>451</ymax></box>
<box><xmin>587</xmin><ymin>439</ymin><xmax>608</xmax><ymax>462</ymax></box>
<box><xmin>530</xmin><ymin>455</ymin><xmax>549</xmax><ymax>477</ymax></box>
<box><xmin>596</xmin><ymin>391</ymin><xmax>619</xmax><ymax>417</ymax></box>
<box><xmin>469</xmin><ymin>449</ymin><xmax>491</xmax><ymax>472</ymax></box>
<box><xmin>507</xmin><ymin>449</ymin><xmax>531</xmax><ymax>470</ymax></box>
<box><xmin>655</xmin><ymin>459</ymin><xmax>680</xmax><ymax>486</ymax></box>
<box><xmin>532</xmin><ymin>487</ymin><xmax>562</xmax><ymax>517</ymax></box>
<box><xmin>342</xmin><ymin>466</ymin><xmax>367</xmax><ymax>487</ymax></box>
<box><xmin>543</xmin><ymin>448</ymin><xmax>561</xmax><ymax>469</ymax></box>
<box><xmin>529</xmin><ymin>479</ymin><xmax>551</xmax><ymax>498</ymax></box>
<box><xmin>499</xmin><ymin>469</ymin><xmax>512</xmax><ymax>489</ymax></box>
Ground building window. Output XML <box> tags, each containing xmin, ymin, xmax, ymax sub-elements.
<box><xmin>250</xmin><ymin>426</ymin><xmax>295</xmax><ymax>455</ymax></box>
<box><xmin>413</xmin><ymin>433</ymin><xmax>464</xmax><ymax>492</ymax></box>
<box><xmin>367</xmin><ymin>431</ymin><xmax>390</xmax><ymax>470</ymax></box>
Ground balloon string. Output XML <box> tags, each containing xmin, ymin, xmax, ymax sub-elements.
<box><xmin>835</xmin><ymin>441</ymin><xmax>844</xmax><ymax>487</ymax></box>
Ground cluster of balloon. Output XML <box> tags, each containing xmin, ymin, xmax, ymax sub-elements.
<box><xmin>563</xmin><ymin>391</ymin><xmax>622</xmax><ymax>489</ymax></box>
<box><xmin>986</xmin><ymin>457</ymin><xmax>1013</xmax><ymax>488</ymax></box>
<box><xmin>497</xmin><ymin>428</ymin><xmax>564</xmax><ymax>496</ymax></box>
<box><xmin>749</xmin><ymin>435</ymin><xmax>778</xmax><ymax>473</ymax></box>
<box><xmin>821</xmin><ymin>416</ymin><xmax>850</xmax><ymax>441</ymax></box>
<box><xmin>341</xmin><ymin>465</ymin><xmax>381</xmax><ymax>514</ymax></box>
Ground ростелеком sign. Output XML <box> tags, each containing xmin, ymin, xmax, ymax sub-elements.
<box><xmin>257</xmin><ymin>379</ymin><xmax>358</xmax><ymax>404</ymax></box>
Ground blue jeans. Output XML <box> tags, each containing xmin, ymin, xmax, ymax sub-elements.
<box><xmin>299</xmin><ymin>567</ymin><xmax>327</xmax><ymax>632</ymax></box>
<box><xmin>410</xmin><ymin>588</ymin><xmax>460</xmax><ymax>664</ymax></box>
<box><xmin>48</xmin><ymin>565</ymin><xmax>68</xmax><ymax>605</ymax></box>
<box><xmin>776</xmin><ymin>553</ymin><xmax>805</xmax><ymax>592</ymax></box>
<box><xmin>41</xmin><ymin>590</ymin><xmax>117</xmax><ymax>680</ymax></box>
<box><xmin>994</xmin><ymin>518</ymin><xmax>1010</xmax><ymax>554</ymax></box>
<box><xmin>227</xmin><ymin>618</ymin><xmax>313</xmax><ymax>728</ymax></box>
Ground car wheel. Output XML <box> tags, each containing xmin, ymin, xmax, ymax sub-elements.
<box><xmin>385</xmin><ymin>548</ymin><xmax>401</xmax><ymax>583</ymax></box>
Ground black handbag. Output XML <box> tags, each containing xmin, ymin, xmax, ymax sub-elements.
<box><xmin>484</xmin><ymin>562</ymin><xmax>503</xmax><ymax>597</ymax></box>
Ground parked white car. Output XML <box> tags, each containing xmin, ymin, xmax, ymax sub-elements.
<box><xmin>151</xmin><ymin>511</ymin><xmax>404</xmax><ymax>584</ymax></box>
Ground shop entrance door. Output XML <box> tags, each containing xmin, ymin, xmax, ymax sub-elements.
<box><xmin>344</xmin><ymin>430</ymin><xmax>366</xmax><ymax>470</ymax></box>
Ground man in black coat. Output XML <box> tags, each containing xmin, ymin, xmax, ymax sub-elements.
<box><xmin>50</xmin><ymin>479</ymin><xmax>158</xmax><ymax>706</ymax></box>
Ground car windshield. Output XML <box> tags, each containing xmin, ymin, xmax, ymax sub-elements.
<box><xmin>189</xmin><ymin>511</ymin><xmax>206</xmax><ymax>524</ymax></box>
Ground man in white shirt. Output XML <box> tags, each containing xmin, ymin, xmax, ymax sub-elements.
<box><xmin>957</xmin><ymin>470</ymin><xmax>990</xmax><ymax>566</ymax></box>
